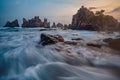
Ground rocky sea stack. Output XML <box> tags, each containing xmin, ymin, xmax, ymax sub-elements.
<box><xmin>71</xmin><ymin>6</ymin><xmax>120</xmax><ymax>31</ymax></box>
<box><xmin>22</xmin><ymin>16</ymin><xmax>50</xmax><ymax>28</ymax></box>
<box><xmin>4</xmin><ymin>19</ymin><xmax>19</xmax><ymax>27</ymax></box>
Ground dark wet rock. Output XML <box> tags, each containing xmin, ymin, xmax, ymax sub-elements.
<box><xmin>87</xmin><ymin>43</ymin><xmax>102</xmax><ymax>48</ymax></box>
<box><xmin>39</xmin><ymin>28</ymin><xmax>56</xmax><ymax>31</ymax></box>
<box><xmin>116</xmin><ymin>35</ymin><xmax>120</xmax><ymax>38</ymax></box>
<box><xmin>103</xmin><ymin>38</ymin><xmax>120</xmax><ymax>51</ymax></box>
<box><xmin>43</xmin><ymin>18</ymin><xmax>50</xmax><ymax>28</ymax></box>
<box><xmin>103</xmin><ymin>38</ymin><xmax>113</xmax><ymax>43</ymax></box>
<box><xmin>63</xmin><ymin>24</ymin><xmax>69</xmax><ymax>30</ymax></box>
<box><xmin>22</xmin><ymin>16</ymin><xmax>50</xmax><ymax>28</ymax></box>
<box><xmin>39</xmin><ymin>33</ymin><xmax>64</xmax><ymax>46</ymax></box>
<box><xmin>22</xmin><ymin>18</ymin><xmax>29</xmax><ymax>27</ymax></box>
<box><xmin>64</xmin><ymin>41</ymin><xmax>79</xmax><ymax>45</ymax></box>
<box><xmin>71</xmin><ymin>38</ymin><xmax>83</xmax><ymax>41</ymax></box>
<box><xmin>52</xmin><ymin>22</ymin><xmax>57</xmax><ymax>28</ymax></box>
<box><xmin>71</xmin><ymin>6</ymin><xmax>120</xmax><ymax>31</ymax></box>
<box><xmin>57</xmin><ymin>23</ymin><xmax>64</xmax><ymax>29</ymax></box>
<box><xmin>4</xmin><ymin>19</ymin><xmax>19</xmax><ymax>27</ymax></box>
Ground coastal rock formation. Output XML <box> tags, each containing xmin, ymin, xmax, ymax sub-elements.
<box><xmin>103</xmin><ymin>38</ymin><xmax>120</xmax><ymax>51</ymax></box>
<box><xmin>52</xmin><ymin>22</ymin><xmax>57</xmax><ymax>28</ymax></box>
<box><xmin>22</xmin><ymin>16</ymin><xmax>50</xmax><ymax>28</ymax></box>
<box><xmin>71</xmin><ymin>6</ymin><xmax>95</xmax><ymax>30</ymax></box>
<box><xmin>71</xmin><ymin>6</ymin><xmax>120</xmax><ymax>31</ymax></box>
<box><xmin>57</xmin><ymin>23</ymin><xmax>64</xmax><ymax>29</ymax></box>
<box><xmin>39</xmin><ymin>33</ymin><xmax>64</xmax><ymax>46</ymax></box>
<box><xmin>4</xmin><ymin>19</ymin><xmax>19</xmax><ymax>27</ymax></box>
<box><xmin>63</xmin><ymin>24</ymin><xmax>69</xmax><ymax>30</ymax></box>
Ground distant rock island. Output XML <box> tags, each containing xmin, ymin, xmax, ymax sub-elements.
<box><xmin>4</xmin><ymin>6</ymin><xmax>120</xmax><ymax>31</ymax></box>
<box><xmin>71</xmin><ymin>6</ymin><xmax>120</xmax><ymax>31</ymax></box>
<box><xmin>4</xmin><ymin>19</ymin><xmax>19</xmax><ymax>27</ymax></box>
<box><xmin>22</xmin><ymin>16</ymin><xmax>50</xmax><ymax>28</ymax></box>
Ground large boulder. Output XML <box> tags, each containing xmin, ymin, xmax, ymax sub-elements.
<box><xmin>4</xmin><ymin>19</ymin><xmax>19</xmax><ymax>27</ymax></box>
<box><xmin>39</xmin><ymin>33</ymin><xmax>64</xmax><ymax>46</ymax></box>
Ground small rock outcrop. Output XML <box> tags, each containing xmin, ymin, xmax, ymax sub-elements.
<box><xmin>87</xmin><ymin>43</ymin><xmax>102</xmax><ymax>48</ymax></box>
<box><xmin>22</xmin><ymin>16</ymin><xmax>50</xmax><ymax>28</ymax></box>
<box><xmin>52</xmin><ymin>22</ymin><xmax>57</xmax><ymax>28</ymax></box>
<box><xmin>103</xmin><ymin>38</ymin><xmax>120</xmax><ymax>51</ymax></box>
<box><xmin>71</xmin><ymin>6</ymin><xmax>120</xmax><ymax>31</ymax></box>
<box><xmin>57</xmin><ymin>23</ymin><xmax>64</xmax><ymax>29</ymax></box>
<box><xmin>39</xmin><ymin>33</ymin><xmax>64</xmax><ymax>46</ymax></box>
<box><xmin>4</xmin><ymin>19</ymin><xmax>19</xmax><ymax>27</ymax></box>
<box><xmin>63</xmin><ymin>24</ymin><xmax>69</xmax><ymax>30</ymax></box>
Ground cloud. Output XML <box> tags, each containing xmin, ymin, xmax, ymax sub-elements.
<box><xmin>89</xmin><ymin>7</ymin><xmax>98</xmax><ymax>10</ymax></box>
<box><xmin>110</xmin><ymin>6</ymin><xmax>120</xmax><ymax>13</ymax></box>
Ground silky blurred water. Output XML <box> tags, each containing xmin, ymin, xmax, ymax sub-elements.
<box><xmin>0</xmin><ymin>27</ymin><xmax>120</xmax><ymax>80</ymax></box>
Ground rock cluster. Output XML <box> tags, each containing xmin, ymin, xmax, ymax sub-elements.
<box><xmin>51</xmin><ymin>22</ymin><xmax>69</xmax><ymax>29</ymax></box>
<box><xmin>22</xmin><ymin>16</ymin><xmax>50</xmax><ymax>28</ymax></box>
<box><xmin>71</xmin><ymin>6</ymin><xmax>120</xmax><ymax>31</ymax></box>
<box><xmin>4</xmin><ymin>19</ymin><xmax>19</xmax><ymax>27</ymax></box>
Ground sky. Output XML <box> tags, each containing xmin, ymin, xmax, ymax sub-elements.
<box><xmin>0</xmin><ymin>0</ymin><xmax>120</xmax><ymax>26</ymax></box>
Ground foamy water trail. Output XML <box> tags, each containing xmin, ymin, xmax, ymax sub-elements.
<box><xmin>0</xmin><ymin>28</ymin><xmax>120</xmax><ymax>80</ymax></box>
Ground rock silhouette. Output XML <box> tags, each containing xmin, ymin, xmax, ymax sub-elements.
<box><xmin>22</xmin><ymin>16</ymin><xmax>50</xmax><ymax>28</ymax></box>
<box><xmin>4</xmin><ymin>19</ymin><xmax>19</xmax><ymax>27</ymax></box>
<box><xmin>52</xmin><ymin>22</ymin><xmax>57</xmax><ymax>28</ymax></box>
<box><xmin>71</xmin><ymin>6</ymin><xmax>120</xmax><ymax>31</ymax></box>
<box><xmin>3</xmin><ymin>6</ymin><xmax>120</xmax><ymax>31</ymax></box>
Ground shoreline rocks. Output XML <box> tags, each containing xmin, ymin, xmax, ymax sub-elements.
<box><xmin>4</xmin><ymin>19</ymin><xmax>19</xmax><ymax>27</ymax></box>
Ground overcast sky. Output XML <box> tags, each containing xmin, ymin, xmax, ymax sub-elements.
<box><xmin>0</xmin><ymin>0</ymin><xmax>120</xmax><ymax>26</ymax></box>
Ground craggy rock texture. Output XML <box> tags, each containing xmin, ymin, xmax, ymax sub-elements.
<box><xmin>22</xmin><ymin>16</ymin><xmax>50</xmax><ymax>28</ymax></box>
<box><xmin>39</xmin><ymin>33</ymin><xmax>64</xmax><ymax>46</ymax></box>
<box><xmin>71</xmin><ymin>6</ymin><xmax>120</xmax><ymax>31</ymax></box>
<box><xmin>4</xmin><ymin>19</ymin><xmax>19</xmax><ymax>27</ymax></box>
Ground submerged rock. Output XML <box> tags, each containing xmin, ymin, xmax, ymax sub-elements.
<box><xmin>39</xmin><ymin>33</ymin><xmax>64</xmax><ymax>46</ymax></box>
<box><xmin>87</xmin><ymin>43</ymin><xmax>102</xmax><ymax>48</ymax></box>
<box><xmin>71</xmin><ymin>38</ymin><xmax>83</xmax><ymax>41</ymax></box>
<box><xmin>4</xmin><ymin>19</ymin><xmax>19</xmax><ymax>27</ymax></box>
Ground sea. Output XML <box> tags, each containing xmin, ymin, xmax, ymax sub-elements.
<box><xmin>0</xmin><ymin>27</ymin><xmax>120</xmax><ymax>80</ymax></box>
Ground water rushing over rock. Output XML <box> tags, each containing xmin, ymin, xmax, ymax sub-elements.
<box><xmin>0</xmin><ymin>27</ymin><xmax>120</xmax><ymax>80</ymax></box>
